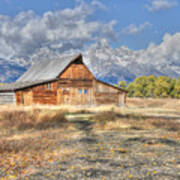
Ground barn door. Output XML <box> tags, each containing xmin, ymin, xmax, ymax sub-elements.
<box><xmin>76</xmin><ymin>88</ymin><xmax>91</xmax><ymax>106</ymax></box>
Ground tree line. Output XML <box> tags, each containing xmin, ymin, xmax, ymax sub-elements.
<box><xmin>117</xmin><ymin>75</ymin><xmax>180</xmax><ymax>98</ymax></box>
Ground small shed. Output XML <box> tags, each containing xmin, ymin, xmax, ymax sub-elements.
<box><xmin>0</xmin><ymin>92</ymin><xmax>16</xmax><ymax>105</ymax></box>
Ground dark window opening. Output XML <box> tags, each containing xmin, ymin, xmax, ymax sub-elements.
<box><xmin>84</xmin><ymin>89</ymin><xmax>88</xmax><ymax>94</ymax></box>
<box><xmin>78</xmin><ymin>89</ymin><xmax>82</xmax><ymax>94</ymax></box>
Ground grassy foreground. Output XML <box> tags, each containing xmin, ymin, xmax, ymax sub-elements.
<box><xmin>0</xmin><ymin>98</ymin><xmax>179</xmax><ymax>179</ymax></box>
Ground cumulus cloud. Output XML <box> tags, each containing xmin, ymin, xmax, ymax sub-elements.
<box><xmin>121</xmin><ymin>22</ymin><xmax>152</xmax><ymax>35</ymax></box>
<box><xmin>91</xmin><ymin>0</ymin><xmax>107</xmax><ymax>9</ymax></box>
<box><xmin>141</xmin><ymin>33</ymin><xmax>180</xmax><ymax>67</ymax></box>
<box><xmin>146</xmin><ymin>0</ymin><xmax>178</xmax><ymax>12</ymax></box>
<box><xmin>0</xmin><ymin>1</ymin><xmax>116</xmax><ymax>66</ymax></box>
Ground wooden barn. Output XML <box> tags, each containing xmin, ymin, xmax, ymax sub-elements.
<box><xmin>0</xmin><ymin>54</ymin><xmax>127</xmax><ymax>106</ymax></box>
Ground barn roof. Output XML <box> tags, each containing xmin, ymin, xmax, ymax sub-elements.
<box><xmin>0</xmin><ymin>79</ymin><xmax>56</xmax><ymax>92</ymax></box>
<box><xmin>17</xmin><ymin>53</ymin><xmax>81</xmax><ymax>82</ymax></box>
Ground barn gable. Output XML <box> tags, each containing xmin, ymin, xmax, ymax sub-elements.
<box><xmin>59</xmin><ymin>56</ymin><xmax>94</xmax><ymax>80</ymax></box>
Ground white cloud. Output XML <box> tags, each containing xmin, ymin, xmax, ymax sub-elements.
<box><xmin>0</xmin><ymin>1</ymin><xmax>116</xmax><ymax>66</ymax></box>
<box><xmin>146</xmin><ymin>0</ymin><xmax>178</xmax><ymax>12</ymax></box>
<box><xmin>141</xmin><ymin>33</ymin><xmax>180</xmax><ymax>66</ymax></box>
<box><xmin>121</xmin><ymin>22</ymin><xmax>152</xmax><ymax>35</ymax></box>
<box><xmin>91</xmin><ymin>0</ymin><xmax>107</xmax><ymax>9</ymax></box>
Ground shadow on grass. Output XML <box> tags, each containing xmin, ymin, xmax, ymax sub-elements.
<box><xmin>72</xmin><ymin>120</ymin><xmax>95</xmax><ymax>138</ymax></box>
<box><xmin>84</xmin><ymin>168</ymin><xmax>111</xmax><ymax>178</ymax></box>
<box><xmin>71</xmin><ymin>117</ymin><xmax>99</xmax><ymax>152</ymax></box>
<box><xmin>125</xmin><ymin>137</ymin><xmax>180</xmax><ymax>147</ymax></box>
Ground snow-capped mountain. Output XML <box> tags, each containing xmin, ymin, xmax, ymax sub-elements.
<box><xmin>84</xmin><ymin>40</ymin><xmax>180</xmax><ymax>84</ymax></box>
<box><xmin>1</xmin><ymin>39</ymin><xmax>180</xmax><ymax>84</ymax></box>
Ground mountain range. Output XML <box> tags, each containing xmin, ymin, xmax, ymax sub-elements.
<box><xmin>1</xmin><ymin>41</ymin><xmax>180</xmax><ymax>84</ymax></box>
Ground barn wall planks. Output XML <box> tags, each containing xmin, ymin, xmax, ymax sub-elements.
<box><xmin>119</xmin><ymin>92</ymin><xmax>126</xmax><ymax>106</ymax></box>
<box><xmin>0</xmin><ymin>92</ymin><xmax>16</xmax><ymax>104</ymax></box>
<box><xmin>15</xmin><ymin>89</ymin><xmax>34</xmax><ymax>106</ymax></box>
<box><xmin>93</xmin><ymin>80</ymin><xmax>126</xmax><ymax>106</ymax></box>
<box><xmin>15</xmin><ymin>91</ymin><xmax>23</xmax><ymax>105</ymax></box>
<box><xmin>32</xmin><ymin>81</ymin><xmax>57</xmax><ymax>105</ymax></box>
<box><xmin>94</xmin><ymin>92</ymin><xmax>119</xmax><ymax>105</ymax></box>
<box><xmin>57</xmin><ymin>87</ymin><xmax>93</xmax><ymax>106</ymax></box>
<box><xmin>58</xmin><ymin>79</ymin><xmax>93</xmax><ymax>88</ymax></box>
<box><xmin>94</xmin><ymin>80</ymin><xmax>119</xmax><ymax>93</ymax></box>
<box><xmin>59</xmin><ymin>63</ymin><xmax>93</xmax><ymax>80</ymax></box>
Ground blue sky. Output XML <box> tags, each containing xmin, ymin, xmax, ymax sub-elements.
<box><xmin>0</xmin><ymin>0</ymin><xmax>180</xmax><ymax>82</ymax></box>
<box><xmin>0</xmin><ymin>0</ymin><xmax>179</xmax><ymax>50</ymax></box>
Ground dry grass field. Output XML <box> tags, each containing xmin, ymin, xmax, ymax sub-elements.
<box><xmin>0</xmin><ymin>98</ymin><xmax>179</xmax><ymax>179</ymax></box>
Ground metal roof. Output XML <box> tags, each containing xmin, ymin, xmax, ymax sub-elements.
<box><xmin>0</xmin><ymin>79</ymin><xmax>56</xmax><ymax>92</ymax></box>
<box><xmin>17</xmin><ymin>54</ymin><xmax>80</xmax><ymax>82</ymax></box>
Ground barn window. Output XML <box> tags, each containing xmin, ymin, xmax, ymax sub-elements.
<box><xmin>78</xmin><ymin>89</ymin><xmax>82</xmax><ymax>94</ymax></box>
<box><xmin>46</xmin><ymin>83</ymin><xmax>51</xmax><ymax>90</ymax></box>
<box><xmin>63</xmin><ymin>88</ymin><xmax>70</xmax><ymax>94</ymax></box>
<box><xmin>84</xmin><ymin>89</ymin><xmax>88</xmax><ymax>94</ymax></box>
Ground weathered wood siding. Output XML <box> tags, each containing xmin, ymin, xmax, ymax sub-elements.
<box><xmin>15</xmin><ymin>91</ymin><xmax>23</xmax><ymax>105</ymax></box>
<box><xmin>16</xmin><ymin>81</ymin><xmax>58</xmax><ymax>105</ymax></box>
<box><xmin>59</xmin><ymin>62</ymin><xmax>93</xmax><ymax>80</ymax></box>
<box><xmin>32</xmin><ymin>82</ymin><xmax>57</xmax><ymax>105</ymax></box>
<box><xmin>0</xmin><ymin>92</ymin><xmax>16</xmax><ymax>105</ymax></box>
<box><xmin>119</xmin><ymin>92</ymin><xmax>126</xmax><ymax>106</ymax></box>
<box><xmin>93</xmin><ymin>80</ymin><xmax>125</xmax><ymax>106</ymax></box>
<box><xmin>57</xmin><ymin>87</ymin><xmax>93</xmax><ymax>106</ymax></box>
<box><xmin>16</xmin><ymin>89</ymin><xmax>33</xmax><ymax>106</ymax></box>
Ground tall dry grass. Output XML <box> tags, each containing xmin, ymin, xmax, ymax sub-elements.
<box><xmin>0</xmin><ymin>97</ymin><xmax>179</xmax><ymax>134</ymax></box>
<box><xmin>0</xmin><ymin>109</ymin><xmax>68</xmax><ymax>131</ymax></box>
<box><xmin>92</xmin><ymin>110</ymin><xmax>180</xmax><ymax>135</ymax></box>
<box><xmin>127</xmin><ymin>97</ymin><xmax>180</xmax><ymax>110</ymax></box>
